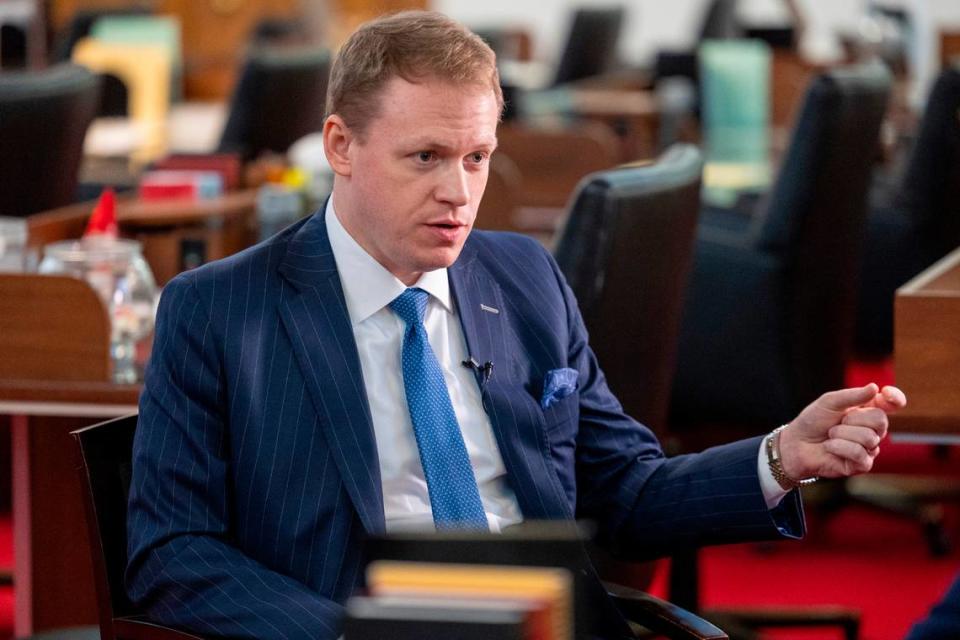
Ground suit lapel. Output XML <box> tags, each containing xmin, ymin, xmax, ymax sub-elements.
<box><xmin>448</xmin><ymin>247</ymin><xmax>505</xmax><ymax>376</ymax></box>
<box><xmin>277</xmin><ymin>210</ymin><xmax>385</xmax><ymax>535</ymax></box>
<box><xmin>450</xmin><ymin>243</ymin><xmax>570</xmax><ymax>520</ymax></box>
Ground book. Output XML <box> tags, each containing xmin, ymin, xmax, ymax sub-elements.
<box><xmin>151</xmin><ymin>153</ymin><xmax>242</xmax><ymax>190</ymax></box>
<box><xmin>363</xmin><ymin>521</ymin><xmax>633</xmax><ymax>640</ymax></box>
<box><xmin>344</xmin><ymin>594</ymin><xmax>548</xmax><ymax>640</ymax></box>
<box><xmin>138</xmin><ymin>170</ymin><xmax>224</xmax><ymax>201</ymax></box>
<box><xmin>366</xmin><ymin>560</ymin><xmax>571</xmax><ymax>640</ymax></box>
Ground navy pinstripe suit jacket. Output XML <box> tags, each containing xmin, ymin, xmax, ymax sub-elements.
<box><xmin>127</xmin><ymin>207</ymin><xmax>804</xmax><ymax>639</ymax></box>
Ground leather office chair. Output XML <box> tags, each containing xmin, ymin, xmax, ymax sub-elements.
<box><xmin>553</xmin><ymin>144</ymin><xmax>706</xmax><ymax>628</ymax></box>
<box><xmin>653</xmin><ymin>0</ymin><xmax>742</xmax><ymax>95</ymax></box>
<box><xmin>552</xmin><ymin>6</ymin><xmax>625</xmax><ymax>87</ymax></box>
<box><xmin>217</xmin><ymin>46</ymin><xmax>330</xmax><ymax>161</ymax></box>
<box><xmin>855</xmin><ymin>64</ymin><xmax>960</xmax><ymax>356</ymax></box>
<box><xmin>72</xmin><ymin>415</ymin><xmax>203</xmax><ymax>640</ymax></box>
<box><xmin>74</xmin><ymin>415</ymin><xmax>727</xmax><ymax>640</ymax></box>
<box><xmin>671</xmin><ymin>62</ymin><xmax>892</xmax><ymax>438</ymax></box>
<box><xmin>846</xmin><ymin>65</ymin><xmax>960</xmax><ymax>555</ymax></box>
<box><xmin>666</xmin><ymin>62</ymin><xmax>891</xmax><ymax>640</ymax></box>
<box><xmin>555</xmin><ymin>144</ymin><xmax>703</xmax><ymax>437</ymax></box>
<box><xmin>0</xmin><ymin>64</ymin><xmax>100</xmax><ymax>218</ymax></box>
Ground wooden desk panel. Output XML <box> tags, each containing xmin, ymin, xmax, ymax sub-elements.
<box><xmin>892</xmin><ymin>246</ymin><xmax>960</xmax><ymax>436</ymax></box>
<box><xmin>0</xmin><ymin>275</ymin><xmax>110</xmax><ymax>383</ymax></box>
<box><xmin>3</xmin><ymin>381</ymin><xmax>139</xmax><ymax>636</ymax></box>
<box><xmin>28</xmin><ymin>190</ymin><xmax>258</xmax><ymax>286</ymax></box>
<box><xmin>0</xmin><ymin>267</ymin><xmax>140</xmax><ymax>635</ymax></box>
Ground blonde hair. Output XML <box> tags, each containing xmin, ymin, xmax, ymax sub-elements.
<box><xmin>326</xmin><ymin>11</ymin><xmax>503</xmax><ymax>136</ymax></box>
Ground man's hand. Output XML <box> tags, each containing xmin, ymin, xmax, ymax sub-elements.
<box><xmin>778</xmin><ymin>383</ymin><xmax>907</xmax><ymax>481</ymax></box>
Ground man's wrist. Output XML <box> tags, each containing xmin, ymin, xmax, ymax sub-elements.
<box><xmin>766</xmin><ymin>425</ymin><xmax>818</xmax><ymax>491</ymax></box>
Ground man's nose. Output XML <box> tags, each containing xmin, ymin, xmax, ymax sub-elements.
<box><xmin>435</xmin><ymin>163</ymin><xmax>470</xmax><ymax>207</ymax></box>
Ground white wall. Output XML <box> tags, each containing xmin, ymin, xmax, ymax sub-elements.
<box><xmin>434</xmin><ymin>0</ymin><xmax>707</xmax><ymax>67</ymax></box>
<box><xmin>435</xmin><ymin>0</ymin><xmax>960</xmax><ymax>66</ymax></box>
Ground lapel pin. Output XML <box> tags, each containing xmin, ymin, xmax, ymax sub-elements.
<box><xmin>480</xmin><ymin>304</ymin><xmax>500</xmax><ymax>315</ymax></box>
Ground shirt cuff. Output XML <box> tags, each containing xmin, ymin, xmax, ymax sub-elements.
<box><xmin>758</xmin><ymin>434</ymin><xmax>790</xmax><ymax>509</ymax></box>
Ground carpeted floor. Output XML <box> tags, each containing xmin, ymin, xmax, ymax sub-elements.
<box><xmin>699</xmin><ymin>499</ymin><xmax>959</xmax><ymax>639</ymax></box>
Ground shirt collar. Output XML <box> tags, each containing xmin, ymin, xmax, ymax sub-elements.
<box><xmin>325</xmin><ymin>197</ymin><xmax>452</xmax><ymax>325</ymax></box>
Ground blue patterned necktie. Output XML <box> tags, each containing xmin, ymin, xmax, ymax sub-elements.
<box><xmin>389</xmin><ymin>287</ymin><xmax>488</xmax><ymax>529</ymax></box>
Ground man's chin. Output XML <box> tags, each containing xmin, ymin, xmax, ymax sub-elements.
<box><xmin>418</xmin><ymin>245</ymin><xmax>466</xmax><ymax>272</ymax></box>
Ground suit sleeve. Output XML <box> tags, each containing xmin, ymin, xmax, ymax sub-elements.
<box><xmin>127</xmin><ymin>274</ymin><xmax>344</xmax><ymax>639</ymax></box>
<box><xmin>543</xmin><ymin>248</ymin><xmax>805</xmax><ymax>560</ymax></box>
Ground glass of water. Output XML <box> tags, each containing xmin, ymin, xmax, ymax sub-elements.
<box><xmin>39</xmin><ymin>237</ymin><xmax>159</xmax><ymax>384</ymax></box>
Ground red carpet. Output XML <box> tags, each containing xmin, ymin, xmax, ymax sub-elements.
<box><xmin>0</xmin><ymin>516</ymin><xmax>11</xmax><ymax>637</ymax></box>
<box><xmin>700</xmin><ymin>503</ymin><xmax>959</xmax><ymax>640</ymax></box>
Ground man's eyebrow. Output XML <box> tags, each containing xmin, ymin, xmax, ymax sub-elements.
<box><xmin>403</xmin><ymin>137</ymin><xmax>498</xmax><ymax>152</ymax></box>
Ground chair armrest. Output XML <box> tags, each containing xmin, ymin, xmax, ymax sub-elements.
<box><xmin>114</xmin><ymin>616</ymin><xmax>207</xmax><ymax>640</ymax></box>
<box><xmin>603</xmin><ymin>581</ymin><xmax>728</xmax><ymax>640</ymax></box>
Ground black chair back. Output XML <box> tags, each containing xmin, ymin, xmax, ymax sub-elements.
<box><xmin>756</xmin><ymin>62</ymin><xmax>891</xmax><ymax>404</ymax></box>
<box><xmin>855</xmin><ymin>65</ymin><xmax>960</xmax><ymax>355</ymax></box>
<box><xmin>553</xmin><ymin>7</ymin><xmax>625</xmax><ymax>87</ymax></box>
<box><xmin>555</xmin><ymin>144</ymin><xmax>704</xmax><ymax>433</ymax></box>
<box><xmin>0</xmin><ymin>64</ymin><xmax>100</xmax><ymax>218</ymax></box>
<box><xmin>671</xmin><ymin>63</ymin><xmax>891</xmax><ymax>432</ymax></box>
<box><xmin>699</xmin><ymin>0</ymin><xmax>742</xmax><ymax>40</ymax></box>
<box><xmin>72</xmin><ymin>415</ymin><xmax>202</xmax><ymax>640</ymax></box>
<box><xmin>900</xmin><ymin>65</ymin><xmax>960</xmax><ymax>257</ymax></box>
<box><xmin>218</xmin><ymin>46</ymin><xmax>330</xmax><ymax>161</ymax></box>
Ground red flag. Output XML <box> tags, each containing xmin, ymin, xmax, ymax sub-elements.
<box><xmin>84</xmin><ymin>188</ymin><xmax>118</xmax><ymax>237</ymax></box>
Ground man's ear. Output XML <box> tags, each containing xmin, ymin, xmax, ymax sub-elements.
<box><xmin>323</xmin><ymin>115</ymin><xmax>353</xmax><ymax>177</ymax></box>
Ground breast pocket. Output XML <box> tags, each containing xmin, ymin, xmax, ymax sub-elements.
<box><xmin>542</xmin><ymin>390</ymin><xmax>579</xmax><ymax>441</ymax></box>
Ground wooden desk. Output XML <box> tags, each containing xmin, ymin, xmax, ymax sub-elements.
<box><xmin>0</xmin><ymin>382</ymin><xmax>139</xmax><ymax>637</ymax></box>
<box><xmin>3</xmin><ymin>191</ymin><xmax>255</xmax><ymax>634</ymax></box>
<box><xmin>0</xmin><ymin>272</ymin><xmax>139</xmax><ymax>636</ymax></box>
<box><xmin>891</xmin><ymin>246</ymin><xmax>960</xmax><ymax>443</ymax></box>
<box><xmin>28</xmin><ymin>190</ymin><xmax>259</xmax><ymax>286</ymax></box>
<box><xmin>568</xmin><ymin>87</ymin><xmax>660</xmax><ymax>162</ymax></box>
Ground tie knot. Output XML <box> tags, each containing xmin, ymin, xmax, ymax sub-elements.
<box><xmin>389</xmin><ymin>288</ymin><xmax>429</xmax><ymax>326</ymax></box>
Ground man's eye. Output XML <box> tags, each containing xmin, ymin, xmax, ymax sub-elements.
<box><xmin>468</xmin><ymin>152</ymin><xmax>487</xmax><ymax>163</ymax></box>
<box><xmin>416</xmin><ymin>151</ymin><xmax>435</xmax><ymax>163</ymax></box>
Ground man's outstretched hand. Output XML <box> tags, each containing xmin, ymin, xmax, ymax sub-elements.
<box><xmin>779</xmin><ymin>383</ymin><xmax>907</xmax><ymax>482</ymax></box>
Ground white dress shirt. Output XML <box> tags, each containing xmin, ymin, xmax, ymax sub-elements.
<box><xmin>324</xmin><ymin>200</ymin><xmax>788</xmax><ymax>532</ymax></box>
<box><xmin>326</xmin><ymin>200</ymin><xmax>524</xmax><ymax>532</ymax></box>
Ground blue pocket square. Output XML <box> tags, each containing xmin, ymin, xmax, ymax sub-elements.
<box><xmin>541</xmin><ymin>368</ymin><xmax>579</xmax><ymax>409</ymax></box>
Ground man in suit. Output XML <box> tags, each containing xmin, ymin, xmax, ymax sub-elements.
<box><xmin>908</xmin><ymin>573</ymin><xmax>960</xmax><ymax>640</ymax></box>
<box><xmin>127</xmin><ymin>10</ymin><xmax>906</xmax><ymax>639</ymax></box>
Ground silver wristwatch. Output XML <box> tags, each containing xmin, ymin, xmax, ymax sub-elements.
<box><xmin>766</xmin><ymin>425</ymin><xmax>818</xmax><ymax>491</ymax></box>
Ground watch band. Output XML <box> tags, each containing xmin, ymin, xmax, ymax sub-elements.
<box><xmin>766</xmin><ymin>425</ymin><xmax>818</xmax><ymax>491</ymax></box>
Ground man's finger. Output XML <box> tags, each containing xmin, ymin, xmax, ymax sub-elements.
<box><xmin>823</xmin><ymin>439</ymin><xmax>874</xmax><ymax>473</ymax></box>
<box><xmin>828</xmin><ymin>423</ymin><xmax>883</xmax><ymax>450</ymax></box>
<box><xmin>841</xmin><ymin>407</ymin><xmax>889</xmax><ymax>436</ymax></box>
<box><xmin>863</xmin><ymin>385</ymin><xmax>907</xmax><ymax>413</ymax></box>
<box><xmin>818</xmin><ymin>383</ymin><xmax>879</xmax><ymax>413</ymax></box>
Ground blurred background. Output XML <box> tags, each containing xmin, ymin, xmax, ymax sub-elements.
<box><xmin>1</xmin><ymin>1</ymin><xmax>960</xmax><ymax>639</ymax></box>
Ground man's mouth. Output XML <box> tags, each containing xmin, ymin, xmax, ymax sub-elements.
<box><xmin>424</xmin><ymin>221</ymin><xmax>468</xmax><ymax>242</ymax></box>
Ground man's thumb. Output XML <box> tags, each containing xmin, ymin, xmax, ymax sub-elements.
<box><xmin>818</xmin><ymin>383</ymin><xmax>879</xmax><ymax>412</ymax></box>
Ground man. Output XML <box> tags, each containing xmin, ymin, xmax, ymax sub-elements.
<box><xmin>127</xmin><ymin>11</ymin><xmax>906</xmax><ymax>639</ymax></box>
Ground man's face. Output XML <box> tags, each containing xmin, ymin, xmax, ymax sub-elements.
<box><xmin>328</xmin><ymin>77</ymin><xmax>500</xmax><ymax>285</ymax></box>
